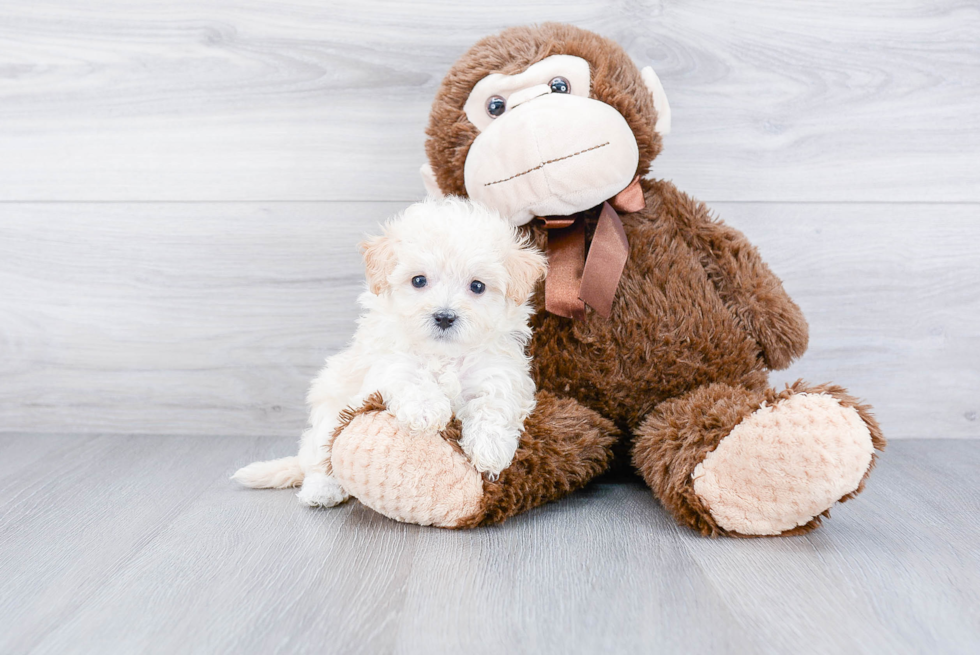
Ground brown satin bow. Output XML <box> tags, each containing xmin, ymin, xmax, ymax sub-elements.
<box><xmin>539</xmin><ymin>176</ymin><xmax>645</xmax><ymax>320</ymax></box>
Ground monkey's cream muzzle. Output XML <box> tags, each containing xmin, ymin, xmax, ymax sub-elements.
<box><xmin>463</xmin><ymin>93</ymin><xmax>640</xmax><ymax>226</ymax></box>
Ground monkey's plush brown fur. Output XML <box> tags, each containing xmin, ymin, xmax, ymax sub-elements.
<box><xmin>633</xmin><ymin>380</ymin><xmax>885</xmax><ymax>536</ymax></box>
<box><xmin>426</xmin><ymin>24</ymin><xmax>662</xmax><ymax>198</ymax></box>
<box><xmin>335</xmin><ymin>390</ymin><xmax>620</xmax><ymax>529</ymax></box>
<box><xmin>333</xmin><ymin>23</ymin><xmax>884</xmax><ymax>536</ymax></box>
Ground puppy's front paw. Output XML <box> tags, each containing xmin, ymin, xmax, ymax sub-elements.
<box><xmin>459</xmin><ymin>422</ymin><xmax>520</xmax><ymax>478</ymax></box>
<box><xmin>296</xmin><ymin>472</ymin><xmax>349</xmax><ymax>508</ymax></box>
<box><xmin>389</xmin><ymin>390</ymin><xmax>452</xmax><ymax>435</ymax></box>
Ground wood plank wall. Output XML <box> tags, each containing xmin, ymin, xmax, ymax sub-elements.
<box><xmin>1</xmin><ymin>1</ymin><xmax>978</xmax><ymax>438</ymax></box>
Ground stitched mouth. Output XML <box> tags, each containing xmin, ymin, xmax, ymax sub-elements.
<box><xmin>483</xmin><ymin>142</ymin><xmax>610</xmax><ymax>187</ymax></box>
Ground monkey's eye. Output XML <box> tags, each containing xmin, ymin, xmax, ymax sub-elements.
<box><xmin>470</xmin><ymin>280</ymin><xmax>486</xmax><ymax>295</ymax></box>
<box><xmin>412</xmin><ymin>275</ymin><xmax>427</xmax><ymax>288</ymax></box>
<box><xmin>549</xmin><ymin>77</ymin><xmax>571</xmax><ymax>94</ymax></box>
<box><xmin>486</xmin><ymin>96</ymin><xmax>506</xmax><ymax>118</ymax></box>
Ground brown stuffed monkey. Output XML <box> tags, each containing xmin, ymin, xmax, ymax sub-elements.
<box><xmin>328</xmin><ymin>23</ymin><xmax>885</xmax><ymax>536</ymax></box>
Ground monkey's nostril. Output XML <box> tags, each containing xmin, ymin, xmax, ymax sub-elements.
<box><xmin>433</xmin><ymin>310</ymin><xmax>457</xmax><ymax>330</ymax></box>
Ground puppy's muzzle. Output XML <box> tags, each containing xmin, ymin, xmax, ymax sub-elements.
<box><xmin>432</xmin><ymin>310</ymin><xmax>457</xmax><ymax>331</ymax></box>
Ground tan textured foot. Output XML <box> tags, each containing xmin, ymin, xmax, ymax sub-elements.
<box><xmin>331</xmin><ymin>411</ymin><xmax>484</xmax><ymax>528</ymax></box>
<box><xmin>691</xmin><ymin>393</ymin><xmax>874</xmax><ymax>536</ymax></box>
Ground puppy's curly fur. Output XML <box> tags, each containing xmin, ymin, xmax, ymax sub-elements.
<box><xmin>233</xmin><ymin>197</ymin><xmax>547</xmax><ymax>505</ymax></box>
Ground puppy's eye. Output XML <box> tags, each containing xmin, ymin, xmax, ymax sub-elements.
<box><xmin>412</xmin><ymin>275</ymin><xmax>427</xmax><ymax>288</ymax></box>
<box><xmin>470</xmin><ymin>280</ymin><xmax>486</xmax><ymax>294</ymax></box>
<box><xmin>549</xmin><ymin>77</ymin><xmax>570</xmax><ymax>94</ymax></box>
<box><xmin>486</xmin><ymin>95</ymin><xmax>506</xmax><ymax>118</ymax></box>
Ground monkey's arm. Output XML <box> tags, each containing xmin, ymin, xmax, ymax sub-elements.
<box><xmin>649</xmin><ymin>180</ymin><xmax>809</xmax><ymax>370</ymax></box>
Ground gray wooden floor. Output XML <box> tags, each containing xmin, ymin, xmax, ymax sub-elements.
<box><xmin>1</xmin><ymin>435</ymin><xmax>977</xmax><ymax>654</ymax></box>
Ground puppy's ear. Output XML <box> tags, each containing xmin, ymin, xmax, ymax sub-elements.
<box><xmin>360</xmin><ymin>233</ymin><xmax>396</xmax><ymax>295</ymax></box>
<box><xmin>505</xmin><ymin>242</ymin><xmax>548</xmax><ymax>304</ymax></box>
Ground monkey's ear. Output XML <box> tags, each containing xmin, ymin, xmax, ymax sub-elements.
<box><xmin>505</xmin><ymin>243</ymin><xmax>548</xmax><ymax>305</ymax></box>
<box><xmin>420</xmin><ymin>163</ymin><xmax>445</xmax><ymax>198</ymax></box>
<box><xmin>360</xmin><ymin>233</ymin><xmax>397</xmax><ymax>295</ymax></box>
<box><xmin>641</xmin><ymin>66</ymin><xmax>671</xmax><ymax>136</ymax></box>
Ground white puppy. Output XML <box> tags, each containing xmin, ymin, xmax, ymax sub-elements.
<box><xmin>233</xmin><ymin>197</ymin><xmax>547</xmax><ymax>507</ymax></box>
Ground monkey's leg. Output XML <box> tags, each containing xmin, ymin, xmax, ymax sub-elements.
<box><xmin>632</xmin><ymin>381</ymin><xmax>885</xmax><ymax>537</ymax></box>
<box><xmin>330</xmin><ymin>391</ymin><xmax>618</xmax><ymax>528</ymax></box>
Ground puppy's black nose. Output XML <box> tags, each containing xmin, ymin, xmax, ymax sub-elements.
<box><xmin>433</xmin><ymin>310</ymin><xmax>457</xmax><ymax>330</ymax></box>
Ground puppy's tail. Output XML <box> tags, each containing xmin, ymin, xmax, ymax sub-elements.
<box><xmin>231</xmin><ymin>456</ymin><xmax>304</xmax><ymax>489</ymax></box>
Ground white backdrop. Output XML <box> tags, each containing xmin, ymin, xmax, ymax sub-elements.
<box><xmin>1</xmin><ymin>0</ymin><xmax>977</xmax><ymax>438</ymax></box>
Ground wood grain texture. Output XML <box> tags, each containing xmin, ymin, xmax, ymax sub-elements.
<box><xmin>2</xmin><ymin>201</ymin><xmax>977</xmax><ymax>439</ymax></box>
<box><xmin>0</xmin><ymin>0</ymin><xmax>977</xmax><ymax>202</ymax></box>
<box><xmin>0</xmin><ymin>435</ymin><xmax>977</xmax><ymax>654</ymax></box>
<box><xmin>0</xmin><ymin>202</ymin><xmax>388</xmax><ymax>437</ymax></box>
<box><xmin>1</xmin><ymin>2</ymin><xmax>975</xmax><ymax>650</ymax></box>
<box><xmin>733</xmin><ymin>203</ymin><xmax>980</xmax><ymax>439</ymax></box>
